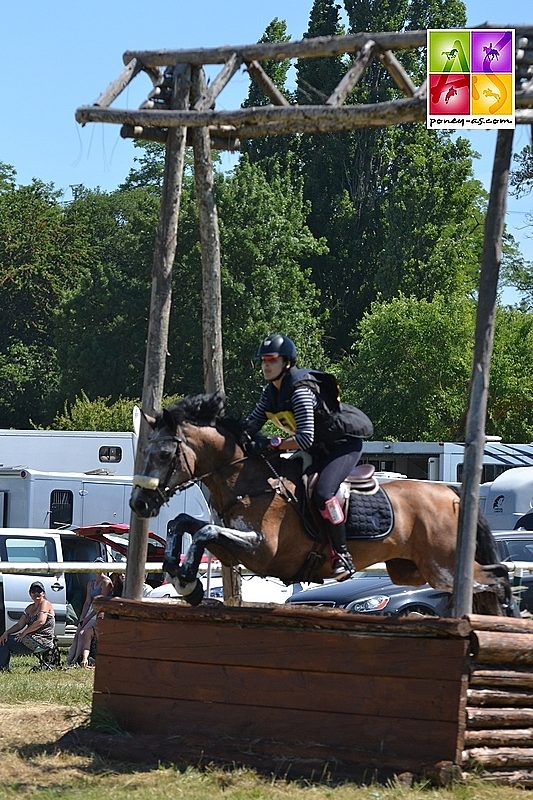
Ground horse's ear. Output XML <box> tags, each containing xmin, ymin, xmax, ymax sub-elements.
<box><xmin>162</xmin><ymin>407</ymin><xmax>176</xmax><ymax>430</ymax></box>
<box><xmin>141</xmin><ymin>410</ymin><xmax>157</xmax><ymax>428</ymax></box>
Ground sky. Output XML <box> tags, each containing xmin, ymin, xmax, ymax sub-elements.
<box><xmin>2</xmin><ymin>1</ymin><xmax>531</xmax><ymax>278</ymax></box>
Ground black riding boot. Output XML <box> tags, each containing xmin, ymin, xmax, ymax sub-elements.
<box><xmin>326</xmin><ymin>522</ymin><xmax>355</xmax><ymax>582</ymax></box>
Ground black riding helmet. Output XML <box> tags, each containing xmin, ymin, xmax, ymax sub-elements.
<box><xmin>255</xmin><ymin>334</ymin><xmax>297</xmax><ymax>366</ymax></box>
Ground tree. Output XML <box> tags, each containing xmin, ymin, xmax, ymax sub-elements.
<box><xmin>336</xmin><ymin>294</ymin><xmax>533</xmax><ymax>442</ymax></box>
<box><xmin>56</xmin><ymin>187</ymin><xmax>163</xmax><ymax>403</ymax></box>
<box><xmin>241</xmin><ymin>18</ymin><xmax>298</xmax><ymax>168</ymax></box>
<box><xmin>0</xmin><ymin>178</ymin><xmax>84</xmax><ymax>426</ymax></box>
<box><xmin>336</xmin><ymin>293</ymin><xmax>476</xmax><ymax>440</ymax></box>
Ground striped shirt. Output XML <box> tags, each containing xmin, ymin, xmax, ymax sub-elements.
<box><xmin>245</xmin><ymin>385</ymin><xmax>317</xmax><ymax>451</ymax></box>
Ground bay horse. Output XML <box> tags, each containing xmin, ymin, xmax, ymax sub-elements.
<box><xmin>130</xmin><ymin>392</ymin><xmax>512</xmax><ymax>615</ymax></box>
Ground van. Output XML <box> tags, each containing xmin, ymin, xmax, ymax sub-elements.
<box><xmin>0</xmin><ymin>528</ymin><xmax>107</xmax><ymax>647</ymax></box>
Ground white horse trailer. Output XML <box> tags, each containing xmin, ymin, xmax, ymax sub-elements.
<box><xmin>361</xmin><ymin>440</ymin><xmax>533</xmax><ymax>483</ymax></box>
<box><xmin>0</xmin><ymin>467</ymin><xmax>210</xmax><ymax>539</ymax></box>
<box><xmin>0</xmin><ymin>428</ymin><xmax>136</xmax><ymax>475</ymax></box>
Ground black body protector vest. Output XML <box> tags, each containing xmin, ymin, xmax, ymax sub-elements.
<box><xmin>264</xmin><ymin>368</ymin><xmax>373</xmax><ymax>446</ymax></box>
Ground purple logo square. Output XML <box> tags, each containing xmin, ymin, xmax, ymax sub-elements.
<box><xmin>471</xmin><ymin>30</ymin><xmax>513</xmax><ymax>72</ymax></box>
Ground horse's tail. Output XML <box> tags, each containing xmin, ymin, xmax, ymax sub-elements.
<box><xmin>450</xmin><ymin>485</ymin><xmax>500</xmax><ymax>564</ymax></box>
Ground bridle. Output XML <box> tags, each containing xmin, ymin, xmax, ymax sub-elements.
<box><xmin>133</xmin><ymin>426</ymin><xmax>249</xmax><ymax>507</ymax></box>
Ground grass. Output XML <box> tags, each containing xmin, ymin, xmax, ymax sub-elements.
<box><xmin>0</xmin><ymin>653</ymin><xmax>529</xmax><ymax>800</ymax></box>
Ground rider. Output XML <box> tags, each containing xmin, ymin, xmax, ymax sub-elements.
<box><xmin>243</xmin><ymin>333</ymin><xmax>364</xmax><ymax>581</ymax></box>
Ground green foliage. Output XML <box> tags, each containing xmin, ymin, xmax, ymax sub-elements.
<box><xmin>55</xmin><ymin>187</ymin><xmax>162</xmax><ymax>403</ymax></box>
<box><xmin>53</xmin><ymin>392</ymin><xmax>139</xmax><ymax>431</ymax></box>
<box><xmin>337</xmin><ymin>295</ymin><xmax>533</xmax><ymax>442</ymax></box>
<box><xmin>488</xmin><ymin>307</ymin><xmax>533</xmax><ymax>441</ymax></box>
<box><xmin>53</xmin><ymin>391</ymin><xmax>183</xmax><ymax>431</ymax></box>
<box><xmin>336</xmin><ymin>293</ymin><xmax>476</xmax><ymax>440</ymax></box>
<box><xmin>0</xmin><ymin>179</ymin><xmax>86</xmax><ymax>426</ymax></box>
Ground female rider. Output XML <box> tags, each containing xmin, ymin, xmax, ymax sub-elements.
<box><xmin>244</xmin><ymin>333</ymin><xmax>365</xmax><ymax>581</ymax></box>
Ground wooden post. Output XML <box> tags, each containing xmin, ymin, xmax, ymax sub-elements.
<box><xmin>190</xmin><ymin>66</ymin><xmax>241</xmax><ymax>605</ymax></box>
<box><xmin>452</xmin><ymin>129</ymin><xmax>515</xmax><ymax>617</ymax></box>
<box><xmin>124</xmin><ymin>64</ymin><xmax>191</xmax><ymax>599</ymax></box>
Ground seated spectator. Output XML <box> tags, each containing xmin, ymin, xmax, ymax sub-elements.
<box><xmin>67</xmin><ymin>558</ymin><xmax>113</xmax><ymax>668</ymax></box>
<box><xmin>0</xmin><ymin>582</ymin><xmax>55</xmax><ymax>671</ymax></box>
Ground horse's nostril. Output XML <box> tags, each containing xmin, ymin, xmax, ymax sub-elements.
<box><xmin>130</xmin><ymin>496</ymin><xmax>150</xmax><ymax>517</ymax></box>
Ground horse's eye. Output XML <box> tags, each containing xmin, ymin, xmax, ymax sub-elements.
<box><xmin>158</xmin><ymin>450</ymin><xmax>173</xmax><ymax>462</ymax></box>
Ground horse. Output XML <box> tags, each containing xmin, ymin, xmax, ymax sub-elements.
<box><xmin>130</xmin><ymin>392</ymin><xmax>513</xmax><ymax>615</ymax></box>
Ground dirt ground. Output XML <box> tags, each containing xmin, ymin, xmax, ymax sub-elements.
<box><xmin>0</xmin><ymin>703</ymin><xmax>95</xmax><ymax>790</ymax></box>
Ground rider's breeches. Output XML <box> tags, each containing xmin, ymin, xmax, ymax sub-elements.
<box><xmin>314</xmin><ymin>438</ymin><xmax>363</xmax><ymax>511</ymax></box>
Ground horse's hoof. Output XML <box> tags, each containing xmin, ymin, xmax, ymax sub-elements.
<box><xmin>163</xmin><ymin>557</ymin><xmax>180</xmax><ymax>578</ymax></box>
<box><xmin>172</xmin><ymin>577</ymin><xmax>204</xmax><ymax>606</ymax></box>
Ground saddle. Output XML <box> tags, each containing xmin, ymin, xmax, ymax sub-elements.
<box><xmin>302</xmin><ymin>464</ymin><xmax>394</xmax><ymax>541</ymax></box>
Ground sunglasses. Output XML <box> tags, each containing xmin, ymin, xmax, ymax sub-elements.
<box><xmin>261</xmin><ymin>354</ymin><xmax>281</xmax><ymax>362</ymax></box>
<box><xmin>30</xmin><ymin>588</ymin><xmax>44</xmax><ymax>594</ymax></box>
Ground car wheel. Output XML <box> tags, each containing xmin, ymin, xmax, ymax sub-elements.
<box><xmin>396</xmin><ymin>604</ymin><xmax>439</xmax><ymax>618</ymax></box>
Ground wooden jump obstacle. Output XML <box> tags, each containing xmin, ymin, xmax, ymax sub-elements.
<box><xmin>87</xmin><ymin>598</ymin><xmax>533</xmax><ymax>786</ymax></box>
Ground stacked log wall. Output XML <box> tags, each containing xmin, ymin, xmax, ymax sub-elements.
<box><xmin>463</xmin><ymin>615</ymin><xmax>533</xmax><ymax>787</ymax></box>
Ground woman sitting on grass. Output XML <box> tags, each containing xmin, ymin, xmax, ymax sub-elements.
<box><xmin>0</xmin><ymin>581</ymin><xmax>55</xmax><ymax>671</ymax></box>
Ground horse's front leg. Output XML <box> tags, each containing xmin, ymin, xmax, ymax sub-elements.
<box><xmin>163</xmin><ymin>513</ymin><xmax>264</xmax><ymax>606</ymax></box>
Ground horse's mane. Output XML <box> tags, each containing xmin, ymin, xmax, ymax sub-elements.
<box><xmin>160</xmin><ymin>391</ymin><xmax>245</xmax><ymax>440</ymax></box>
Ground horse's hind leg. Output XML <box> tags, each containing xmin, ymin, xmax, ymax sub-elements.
<box><xmin>473</xmin><ymin>562</ymin><xmax>518</xmax><ymax>617</ymax></box>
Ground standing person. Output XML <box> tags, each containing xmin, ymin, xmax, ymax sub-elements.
<box><xmin>66</xmin><ymin>557</ymin><xmax>113</xmax><ymax>667</ymax></box>
<box><xmin>0</xmin><ymin>582</ymin><xmax>55</xmax><ymax>671</ymax></box>
<box><xmin>243</xmin><ymin>334</ymin><xmax>372</xmax><ymax>581</ymax></box>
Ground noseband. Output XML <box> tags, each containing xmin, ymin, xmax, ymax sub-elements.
<box><xmin>132</xmin><ymin>432</ymin><xmax>196</xmax><ymax>503</ymax></box>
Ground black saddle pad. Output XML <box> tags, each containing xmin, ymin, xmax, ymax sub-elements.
<box><xmin>346</xmin><ymin>486</ymin><xmax>394</xmax><ymax>540</ymax></box>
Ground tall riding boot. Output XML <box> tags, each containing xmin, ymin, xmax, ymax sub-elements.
<box><xmin>320</xmin><ymin>497</ymin><xmax>355</xmax><ymax>582</ymax></box>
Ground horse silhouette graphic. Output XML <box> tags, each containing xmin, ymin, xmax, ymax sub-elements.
<box><xmin>483</xmin><ymin>88</ymin><xmax>500</xmax><ymax>102</ymax></box>
<box><xmin>445</xmin><ymin>86</ymin><xmax>458</xmax><ymax>104</ymax></box>
<box><xmin>442</xmin><ymin>48</ymin><xmax>458</xmax><ymax>60</ymax></box>
<box><xmin>483</xmin><ymin>43</ymin><xmax>500</xmax><ymax>61</ymax></box>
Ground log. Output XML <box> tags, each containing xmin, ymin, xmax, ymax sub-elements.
<box><xmin>120</xmin><ymin>124</ymin><xmax>241</xmax><ymax>151</ymax></box>
<box><xmin>194</xmin><ymin>53</ymin><xmax>242</xmax><ymax>110</ymax></box>
<box><xmin>75</xmin><ymin>95</ymin><xmax>427</xmax><ymax>132</ymax></box>
<box><xmin>245</xmin><ymin>61</ymin><xmax>290</xmax><ymax>106</ymax></box>
<box><xmin>467</xmin><ymin>708</ymin><xmax>533</xmax><ymax>728</ymax></box>
<box><xmin>467</xmin><ymin>688</ymin><xmax>533</xmax><ymax>706</ymax></box>
<box><xmin>93</xmin><ymin>58</ymin><xmax>142</xmax><ymax>109</ymax></box>
<box><xmin>467</xmin><ymin>614</ymin><xmax>533</xmax><ymax>633</ymax></box>
<box><xmin>464</xmin><ymin>728</ymin><xmax>533</xmax><ymax>747</ymax></box>
<box><xmin>470</xmin><ymin>668</ymin><xmax>533</xmax><ymax>688</ymax></box>
<box><xmin>94</xmin><ymin>595</ymin><xmax>472</xmax><ymax>637</ymax></box>
<box><xmin>326</xmin><ymin>40</ymin><xmax>376</xmax><ymax>106</ymax></box>
<box><xmin>452</xmin><ymin>127</ymin><xmax>515</xmax><ymax>617</ymax></box>
<box><xmin>472</xmin><ymin>631</ymin><xmax>533</xmax><ymax>664</ymax></box>
<box><xmin>124</xmin><ymin>63</ymin><xmax>190</xmax><ymax>598</ymax></box>
<box><xmin>463</xmin><ymin>747</ymin><xmax>533</xmax><ymax>767</ymax></box>
<box><xmin>122</xmin><ymin>30</ymin><xmax>428</xmax><ymax>68</ymax></box>
<box><xmin>378</xmin><ymin>49</ymin><xmax>417</xmax><ymax>97</ymax></box>
<box><xmin>190</xmin><ymin>66</ymin><xmax>225</xmax><ymax>398</ymax></box>
<box><xmin>468</xmin><ymin>769</ymin><xmax>533</xmax><ymax>786</ymax></box>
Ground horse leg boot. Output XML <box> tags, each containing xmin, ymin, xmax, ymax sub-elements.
<box><xmin>320</xmin><ymin>498</ymin><xmax>355</xmax><ymax>582</ymax></box>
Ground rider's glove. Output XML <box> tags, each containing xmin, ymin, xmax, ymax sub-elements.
<box><xmin>241</xmin><ymin>431</ymin><xmax>270</xmax><ymax>456</ymax></box>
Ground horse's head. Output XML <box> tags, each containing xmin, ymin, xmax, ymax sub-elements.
<box><xmin>129</xmin><ymin>391</ymin><xmax>227</xmax><ymax>518</ymax></box>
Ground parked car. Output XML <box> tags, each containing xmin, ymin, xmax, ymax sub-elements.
<box><xmin>285</xmin><ymin>532</ymin><xmax>533</xmax><ymax>616</ymax></box>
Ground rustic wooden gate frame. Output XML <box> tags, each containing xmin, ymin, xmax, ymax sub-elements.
<box><xmin>75</xmin><ymin>25</ymin><xmax>533</xmax><ymax>610</ymax></box>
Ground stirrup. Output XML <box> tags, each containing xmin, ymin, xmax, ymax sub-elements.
<box><xmin>331</xmin><ymin>554</ymin><xmax>355</xmax><ymax>582</ymax></box>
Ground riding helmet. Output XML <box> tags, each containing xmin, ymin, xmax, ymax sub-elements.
<box><xmin>255</xmin><ymin>334</ymin><xmax>297</xmax><ymax>365</ymax></box>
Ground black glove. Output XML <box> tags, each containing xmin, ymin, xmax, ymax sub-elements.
<box><xmin>241</xmin><ymin>431</ymin><xmax>270</xmax><ymax>456</ymax></box>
